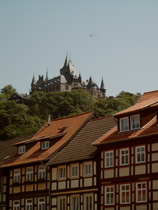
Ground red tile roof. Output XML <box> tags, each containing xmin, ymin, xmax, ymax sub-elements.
<box><xmin>94</xmin><ymin>90</ymin><xmax>158</xmax><ymax>145</ymax></box>
<box><xmin>114</xmin><ymin>90</ymin><xmax>158</xmax><ymax>117</ymax></box>
<box><xmin>2</xmin><ymin>111</ymin><xmax>95</xmax><ymax>168</ymax></box>
<box><xmin>48</xmin><ymin>116</ymin><xmax>116</xmax><ymax>165</ymax></box>
<box><xmin>94</xmin><ymin>116</ymin><xmax>158</xmax><ymax>145</ymax></box>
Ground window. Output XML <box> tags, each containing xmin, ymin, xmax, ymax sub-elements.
<box><xmin>58</xmin><ymin>166</ymin><xmax>66</xmax><ymax>179</ymax></box>
<box><xmin>84</xmin><ymin>162</ymin><xmax>92</xmax><ymax>176</ymax></box>
<box><xmin>13</xmin><ymin>169</ymin><xmax>21</xmax><ymax>183</ymax></box>
<box><xmin>120</xmin><ymin>148</ymin><xmax>129</xmax><ymax>166</ymax></box>
<box><xmin>58</xmin><ymin>197</ymin><xmax>66</xmax><ymax>210</ymax></box>
<box><xmin>136</xmin><ymin>146</ymin><xmax>145</xmax><ymax>164</ymax></box>
<box><xmin>120</xmin><ymin>184</ymin><xmax>130</xmax><ymax>204</ymax></box>
<box><xmin>26</xmin><ymin>167</ymin><xmax>33</xmax><ymax>182</ymax></box>
<box><xmin>105</xmin><ymin>151</ymin><xmax>113</xmax><ymax>168</ymax></box>
<box><xmin>71</xmin><ymin>195</ymin><xmax>79</xmax><ymax>210</ymax></box>
<box><xmin>71</xmin><ymin>164</ymin><xmax>79</xmax><ymax>178</ymax></box>
<box><xmin>13</xmin><ymin>200</ymin><xmax>20</xmax><ymax>210</ymax></box>
<box><xmin>136</xmin><ymin>182</ymin><xmax>147</xmax><ymax>203</ymax></box>
<box><xmin>105</xmin><ymin>186</ymin><xmax>114</xmax><ymax>205</ymax></box>
<box><xmin>41</xmin><ymin>141</ymin><xmax>49</xmax><ymax>150</ymax></box>
<box><xmin>18</xmin><ymin>145</ymin><xmax>26</xmax><ymax>154</ymax></box>
<box><xmin>26</xmin><ymin>199</ymin><xmax>33</xmax><ymax>210</ymax></box>
<box><xmin>120</xmin><ymin>117</ymin><xmax>129</xmax><ymax>132</ymax></box>
<box><xmin>84</xmin><ymin>194</ymin><xmax>93</xmax><ymax>210</ymax></box>
<box><xmin>131</xmin><ymin>114</ymin><xmax>140</xmax><ymax>130</ymax></box>
<box><xmin>38</xmin><ymin>165</ymin><xmax>46</xmax><ymax>180</ymax></box>
<box><xmin>38</xmin><ymin>197</ymin><xmax>45</xmax><ymax>210</ymax></box>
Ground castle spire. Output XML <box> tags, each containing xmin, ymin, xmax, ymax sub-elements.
<box><xmin>31</xmin><ymin>73</ymin><xmax>36</xmax><ymax>85</ymax></box>
<box><xmin>100</xmin><ymin>76</ymin><xmax>105</xmax><ymax>90</ymax></box>
<box><xmin>45</xmin><ymin>69</ymin><xmax>49</xmax><ymax>81</ymax></box>
<box><xmin>64</xmin><ymin>52</ymin><xmax>69</xmax><ymax>67</ymax></box>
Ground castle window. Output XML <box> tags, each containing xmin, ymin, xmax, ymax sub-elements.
<box><xmin>120</xmin><ymin>117</ymin><xmax>129</xmax><ymax>132</ymax></box>
<box><xmin>130</xmin><ymin>114</ymin><xmax>140</xmax><ymax>130</ymax></box>
<box><xmin>105</xmin><ymin>151</ymin><xmax>113</xmax><ymax>168</ymax></box>
<box><xmin>120</xmin><ymin>148</ymin><xmax>129</xmax><ymax>166</ymax></box>
<box><xmin>26</xmin><ymin>167</ymin><xmax>33</xmax><ymax>182</ymax></box>
<box><xmin>13</xmin><ymin>200</ymin><xmax>20</xmax><ymax>210</ymax></box>
<box><xmin>105</xmin><ymin>186</ymin><xmax>114</xmax><ymax>205</ymax></box>
<box><xmin>120</xmin><ymin>184</ymin><xmax>130</xmax><ymax>204</ymax></box>
<box><xmin>136</xmin><ymin>146</ymin><xmax>145</xmax><ymax>164</ymax></box>
<box><xmin>41</xmin><ymin>141</ymin><xmax>49</xmax><ymax>150</ymax></box>
<box><xmin>136</xmin><ymin>182</ymin><xmax>147</xmax><ymax>203</ymax></box>
<box><xmin>18</xmin><ymin>145</ymin><xmax>26</xmax><ymax>154</ymax></box>
<box><xmin>13</xmin><ymin>169</ymin><xmax>21</xmax><ymax>183</ymax></box>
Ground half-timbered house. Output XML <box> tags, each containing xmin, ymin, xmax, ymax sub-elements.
<box><xmin>0</xmin><ymin>134</ymin><xmax>34</xmax><ymax>210</ymax></box>
<box><xmin>94</xmin><ymin>90</ymin><xmax>158</xmax><ymax>210</ymax></box>
<box><xmin>1</xmin><ymin>111</ymin><xmax>95</xmax><ymax>210</ymax></box>
<box><xmin>47</xmin><ymin>116</ymin><xmax>116</xmax><ymax>210</ymax></box>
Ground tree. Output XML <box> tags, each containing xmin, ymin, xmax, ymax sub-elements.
<box><xmin>1</xmin><ymin>85</ymin><xmax>16</xmax><ymax>98</ymax></box>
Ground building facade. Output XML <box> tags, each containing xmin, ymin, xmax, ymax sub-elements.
<box><xmin>94</xmin><ymin>90</ymin><xmax>158</xmax><ymax>210</ymax></box>
<box><xmin>30</xmin><ymin>55</ymin><xmax>106</xmax><ymax>99</ymax></box>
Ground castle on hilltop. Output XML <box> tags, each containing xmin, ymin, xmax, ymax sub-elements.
<box><xmin>30</xmin><ymin>55</ymin><xmax>106</xmax><ymax>99</ymax></box>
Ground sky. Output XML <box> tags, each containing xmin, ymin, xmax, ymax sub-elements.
<box><xmin>0</xmin><ymin>0</ymin><xmax>158</xmax><ymax>97</ymax></box>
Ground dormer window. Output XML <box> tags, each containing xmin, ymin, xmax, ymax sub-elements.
<box><xmin>41</xmin><ymin>141</ymin><xmax>49</xmax><ymax>150</ymax></box>
<box><xmin>120</xmin><ymin>117</ymin><xmax>129</xmax><ymax>132</ymax></box>
<box><xmin>130</xmin><ymin>114</ymin><xmax>140</xmax><ymax>130</ymax></box>
<box><xmin>18</xmin><ymin>145</ymin><xmax>26</xmax><ymax>154</ymax></box>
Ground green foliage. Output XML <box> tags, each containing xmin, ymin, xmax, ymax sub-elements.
<box><xmin>0</xmin><ymin>85</ymin><xmax>16</xmax><ymax>98</ymax></box>
<box><xmin>0</xmin><ymin>84</ymin><xmax>141</xmax><ymax>140</ymax></box>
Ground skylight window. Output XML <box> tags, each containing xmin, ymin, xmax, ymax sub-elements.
<box><xmin>120</xmin><ymin>117</ymin><xmax>129</xmax><ymax>132</ymax></box>
<box><xmin>130</xmin><ymin>114</ymin><xmax>140</xmax><ymax>130</ymax></box>
<box><xmin>41</xmin><ymin>141</ymin><xmax>49</xmax><ymax>150</ymax></box>
<box><xmin>18</xmin><ymin>145</ymin><xmax>26</xmax><ymax>154</ymax></box>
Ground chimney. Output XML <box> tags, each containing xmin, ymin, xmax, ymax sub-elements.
<box><xmin>48</xmin><ymin>115</ymin><xmax>51</xmax><ymax>126</ymax></box>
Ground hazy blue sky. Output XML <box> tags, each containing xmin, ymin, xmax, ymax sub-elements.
<box><xmin>0</xmin><ymin>0</ymin><xmax>158</xmax><ymax>97</ymax></box>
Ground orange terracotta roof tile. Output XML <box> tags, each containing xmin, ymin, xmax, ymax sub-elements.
<box><xmin>114</xmin><ymin>94</ymin><xmax>158</xmax><ymax>117</ymax></box>
<box><xmin>94</xmin><ymin>116</ymin><xmax>158</xmax><ymax>145</ymax></box>
<box><xmin>2</xmin><ymin>111</ymin><xmax>95</xmax><ymax>168</ymax></box>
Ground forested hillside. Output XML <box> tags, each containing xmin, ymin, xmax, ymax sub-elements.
<box><xmin>0</xmin><ymin>85</ymin><xmax>141</xmax><ymax>140</ymax></box>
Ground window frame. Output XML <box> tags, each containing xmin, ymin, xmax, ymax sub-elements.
<box><xmin>38</xmin><ymin>165</ymin><xmax>46</xmax><ymax>180</ymax></box>
<box><xmin>41</xmin><ymin>141</ymin><xmax>49</xmax><ymax>150</ymax></box>
<box><xmin>71</xmin><ymin>164</ymin><xmax>79</xmax><ymax>178</ymax></box>
<box><xmin>71</xmin><ymin>195</ymin><xmax>79</xmax><ymax>210</ymax></box>
<box><xmin>120</xmin><ymin>184</ymin><xmax>130</xmax><ymax>204</ymax></box>
<box><xmin>120</xmin><ymin>117</ymin><xmax>129</xmax><ymax>132</ymax></box>
<box><xmin>120</xmin><ymin>148</ymin><xmax>129</xmax><ymax>166</ymax></box>
<box><xmin>136</xmin><ymin>182</ymin><xmax>147</xmax><ymax>203</ymax></box>
<box><xmin>84</xmin><ymin>194</ymin><xmax>93</xmax><ymax>210</ymax></box>
<box><xmin>136</xmin><ymin>146</ymin><xmax>145</xmax><ymax>164</ymax></box>
<box><xmin>84</xmin><ymin>162</ymin><xmax>92</xmax><ymax>176</ymax></box>
<box><xmin>38</xmin><ymin>197</ymin><xmax>46</xmax><ymax>210</ymax></box>
<box><xmin>26</xmin><ymin>167</ymin><xmax>33</xmax><ymax>182</ymax></box>
<box><xmin>58</xmin><ymin>166</ymin><xmax>66</xmax><ymax>180</ymax></box>
<box><xmin>13</xmin><ymin>200</ymin><xmax>20</xmax><ymax>210</ymax></box>
<box><xmin>105</xmin><ymin>186</ymin><xmax>115</xmax><ymax>206</ymax></box>
<box><xmin>130</xmin><ymin>114</ymin><xmax>140</xmax><ymax>130</ymax></box>
<box><xmin>26</xmin><ymin>199</ymin><xmax>33</xmax><ymax>210</ymax></box>
<box><xmin>13</xmin><ymin>169</ymin><xmax>21</xmax><ymax>183</ymax></box>
<box><xmin>58</xmin><ymin>196</ymin><xmax>66</xmax><ymax>210</ymax></box>
<box><xmin>105</xmin><ymin>151</ymin><xmax>114</xmax><ymax>168</ymax></box>
<box><xmin>18</xmin><ymin>145</ymin><xmax>26</xmax><ymax>154</ymax></box>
